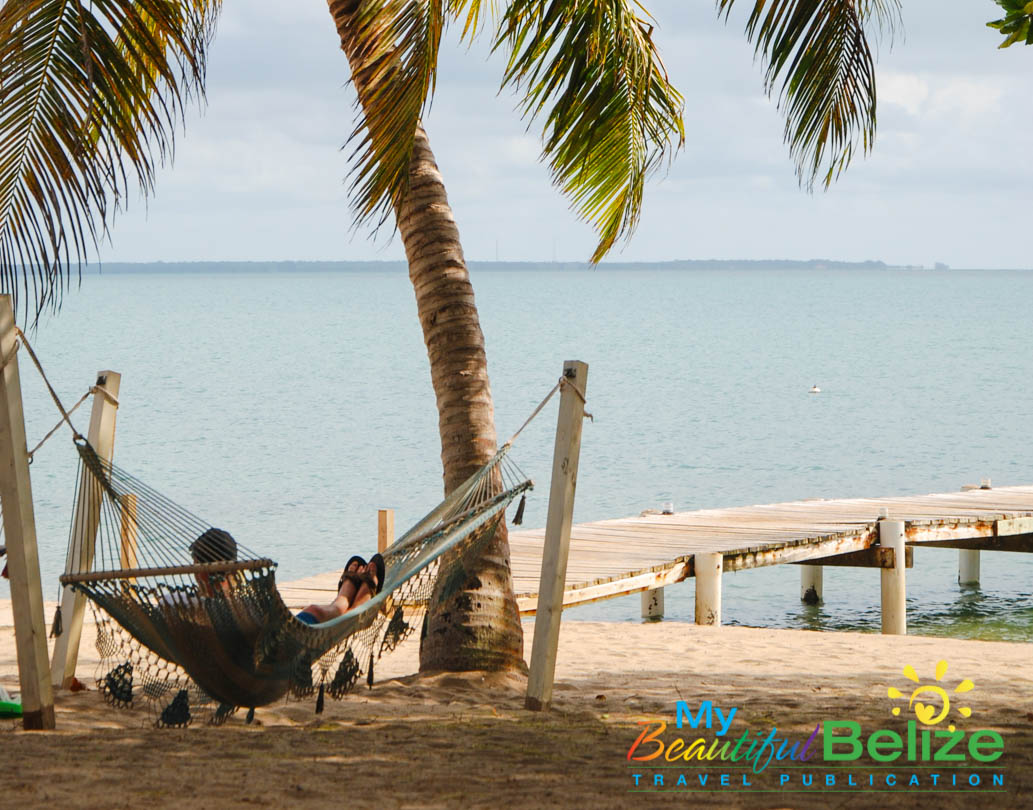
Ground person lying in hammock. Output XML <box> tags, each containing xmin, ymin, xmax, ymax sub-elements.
<box><xmin>160</xmin><ymin>528</ymin><xmax>240</xmax><ymax>608</ymax></box>
<box><xmin>295</xmin><ymin>553</ymin><xmax>385</xmax><ymax>625</ymax></box>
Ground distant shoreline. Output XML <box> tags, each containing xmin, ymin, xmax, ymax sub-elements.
<box><xmin>80</xmin><ymin>259</ymin><xmax>1029</xmax><ymax>274</ymax></box>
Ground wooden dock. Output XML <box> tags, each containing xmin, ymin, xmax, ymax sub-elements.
<box><xmin>279</xmin><ymin>484</ymin><xmax>1033</xmax><ymax>628</ymax></box>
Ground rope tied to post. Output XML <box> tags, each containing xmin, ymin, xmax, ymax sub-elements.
<box><xmin>502</xmin><ymin>373</ymin><xmax>592</xmax><ymax>449</ymax></box>
<box><xmin>13</xmin><ymin>327</ymin><xmax>86</xmax><ymax>444</ymax></box>
<box><xmin>27</xmin><ymin>389</ymin><xmax>93</xmax><ymax>462</ymax></box>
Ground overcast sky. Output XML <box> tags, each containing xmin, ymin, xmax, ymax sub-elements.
<box><xmin>95</xmin><ymin>0</ymin><xmax>1032</xmax><ymax>269</ymax></box>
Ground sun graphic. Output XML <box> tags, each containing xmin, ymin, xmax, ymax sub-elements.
<box><xmin>887</xmin><ymin>660</ymin><xmax>974</xmax><ymax>732</ymax></box>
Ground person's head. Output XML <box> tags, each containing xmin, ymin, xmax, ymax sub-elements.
<box><xmin>189</xmin><ymin>529</ymin><xmax>237</xmax><ymax>596</ymax></box>
<box><xmin>190</xmin><ymin>528</ymin><xmax>237</xmax><ymax>564</ymax></box>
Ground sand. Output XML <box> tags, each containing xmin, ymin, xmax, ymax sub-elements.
<box><xmin>1</xmin><ymin>602</ymin><xmax>1031</xmax><ymax>809</ymax></box>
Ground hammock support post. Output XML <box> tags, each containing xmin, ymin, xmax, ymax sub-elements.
<box><xmin>377</xmin><ymin>509</ymin><xmax>394</xmax><ymax>553</ymax></box>
<box><xmin>120</xmin><ymin>493</ymin><xmax>139</xmax><ymax>575</ymax></box>
<box><xmin>51</xmin><ymin>371</ymin><xmax>121</xmax><ymax>689</ymax></box>
<box><xmin>0</xmin><ymin>295</ymin><xmax>55</xmax><ymax>729</ymax></box>
<box><xmin>526</xmin><ymin>360</ymin><xmax>588</xmax><ymax>712</ymax></box>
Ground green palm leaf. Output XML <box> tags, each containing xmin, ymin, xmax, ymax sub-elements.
<box><xmin>988</xmin><ymin>0</ymin><xmax>1033</xmax><ymax>48</ymax></box>
<box><xmin>0</xmin><ymin>0</ymin><xmax>218</xmax><ymax>322</ymax></box>
<box><xmin>497</xmin><ymin>0</ymin><xmax>684</xmax><ymax>262</ymax></box>
<box><xmin>343</xmin><ymin>0</ymin><xmax>446</xmax><ymax>227</ymax></box>
<box><xmin>718</xmin><ymin>0</ymin><xmax>900</xmax><ymax>189</ymax></box>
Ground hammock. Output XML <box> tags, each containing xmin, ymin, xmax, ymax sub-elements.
<box><xmin>60</xmin><ymin>440</ymin><xmax>532</xmax><ymax>725</ymax></box>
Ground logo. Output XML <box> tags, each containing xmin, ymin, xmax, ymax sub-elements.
<box><xmin>887</xmin><ymin>659</ymin><xmax>973</xmax><ymax>730</ymax></box>
<box><xmin>626</xmin><ymin>658</ymin><xmax>1006</xmax><ymax>795</ymax></box>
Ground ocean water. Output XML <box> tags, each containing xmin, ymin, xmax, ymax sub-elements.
<box><xmin>2</xmin><ymin>267</ymin><xmax>1032</xmax><ymax>642</ymax></box>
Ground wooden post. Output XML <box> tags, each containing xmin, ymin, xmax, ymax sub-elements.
<box><xmin>640</xmin><ymin>588</ymin><xmax>664</xmax><ymax>621</ymax></box>
<box><xmin>879</xmin><ymin>519</ymin><xmax>907</xmax><ymax>635</ymax></box>
<box><xmin>119</xmin><ymin>493</ymin><xmax>139</xmax><ymax>581</ymax></box>
<box><xmin>0</xmin><ymin>295</ymin><xmax>55</xmax><ymax>729</ymax></box>
<box><xmin>51</xmin><ymin>371</ymin><xmax>120</xmax><ymax>689</ymax></box>
<box><xmin>694</xmin><ymin>552</ymin><xmax>723</xmax><ymax>626</ymax></box>
<box><xmin>377</xmin><ymin>508</ymin><xmax>394</xmax><ymax>554</ymax></box>
<box><xmin>800</xmin><ymin>566</ymin><xmax>823</xmax><ymax>604</ymax></box>
<box><xmin>525</xmin><ymin>361</ymin><xmax>588</xmax><ymax>712</ymax></box>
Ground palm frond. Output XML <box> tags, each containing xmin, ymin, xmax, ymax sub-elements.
<box><xmin>447</xmin><ymin>0</ymin><xmax>498</xmax><ymax>41</ymax></box>
<box><xmin>0</xmin><ymin>0</ymin><xmax>219</xmax><ymax>323</ymax></box>
<box><xmin>497</xmin><ymin>0</ymin><xmax>685</xmax><ymax>263</ymax></box>
<box><xmin>717</xmin><ymin>0</ymin><xmax>901</xmax><ymax>189</ymax></box>
<box><xmin>343</xmin><ymin>0</ymin><xmax>446</xmax><ymax>227</ymax></box>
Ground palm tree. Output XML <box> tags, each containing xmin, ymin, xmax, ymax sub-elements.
<box><xmin>1</xmin><ymin>0</ymin><xmax>908</xmax><ymax>672</ymax></box>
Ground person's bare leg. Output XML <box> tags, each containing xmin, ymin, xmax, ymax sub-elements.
<box><xmin>300</xmin><ymin>571</ymin><xmax>365</xmax><ymax>621</ymax></box>
<box><xmin>349</xmin><ymin>583</ymin><xmax>374</xmax><ymax>611</ymax></box>
<box><xmin>337</xmin><ymin>578</ymin><xmax>359</xmax><ymax>606</ymax></box>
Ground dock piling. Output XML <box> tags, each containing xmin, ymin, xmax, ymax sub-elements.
<box><xmin>800</xmin><ymin>566</ymin><xmax>823</xmax><ymax>604</ymax></box>
<box><xmin>958</xmin><ymin>550</ymin><xmax>980</xmax><ymax>586</ymax></box>
<box><xmin>694</xmin><ymin>552</ymin><xmax>723</xmax><ymax>626</ymax></box>
<box><xmin>879</xmin><ymin>519</ymin><xmax>907</xmax><ymax>635</ymax></box>
<box><xmin>957</xmin><ymin>484</ymin><xmax>983</xmax><ymax>585</ymax></box>
<box><xmin>641</xmin><ymin>588</ymin><xmax>664</xmax><ymax>620</ymax></box>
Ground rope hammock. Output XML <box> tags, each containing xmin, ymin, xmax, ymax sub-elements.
<box><xmin>3</xmin><ymin>328</ymin><xmax>578</xmax><ymax>727</ymax></box>
<box><xmin>59</xmin><ymin>439</ymin><xmax>533</xmax><ymax>726</ymax></box>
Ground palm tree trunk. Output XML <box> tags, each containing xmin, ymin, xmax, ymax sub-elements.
<box><xmin>326</xmin><ymin>0</ymin><xmax>524</xmax><ymax>672</ymax></box>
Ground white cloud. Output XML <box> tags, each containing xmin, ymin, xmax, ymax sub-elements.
<box><xmin>928</xmin><ymin>78</ymin><xmax>1005</xmax><ymax>122</ymax></box>
<box><xmin>879</xmin><ymin>72</ymin><xmax>930</xmax><ymax>116</ymax></box>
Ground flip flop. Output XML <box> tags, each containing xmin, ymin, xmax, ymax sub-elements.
<box><xmin>338</xmin><ymin>555</ymin><xmax>367</xmax><ymax>590</ymax></box>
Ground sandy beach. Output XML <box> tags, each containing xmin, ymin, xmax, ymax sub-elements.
<box><xmin>2</xmin><ymin>600</ymin><xmax>1031</xmax><ymax>809</ymax></box>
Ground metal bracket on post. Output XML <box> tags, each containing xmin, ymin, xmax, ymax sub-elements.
<box><xmin>0</xmin><ymin>295</ymin><xmax>55</xmax><ymax>729</ymax></box>
<box><xmin>525</xmin><ymin>361</ymin><xmax>588</xmax><ymax>712</ymax></box>
<box><xmin>50</xmin><ymin>371</ymin><xmax>121</xmax><ymax>689</ymax></box>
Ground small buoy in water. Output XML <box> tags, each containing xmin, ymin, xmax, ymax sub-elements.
<box><xmin>809</xmin><ymin>385</ymin><xmax>821</xmax><ymax>394</ymax></box>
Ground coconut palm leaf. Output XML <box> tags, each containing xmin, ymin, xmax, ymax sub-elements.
<box><xmin>344</xmin><ymin>0</ymin><xmax>447</xmax><ymax>227</ymax></box>
<box><xmin>497</xmin><ymin>0</ymin><xmax>685</xmax><ymax>262</ymax></box>
<box><xmin>0</xmin><ymin>0</ymin><xmax>219</xmax><ymax>322</ymax></box>
<box><xmin>717</xmin><ymin>0</ymin><xmax>900</xmax><ymax>189</ymax></box>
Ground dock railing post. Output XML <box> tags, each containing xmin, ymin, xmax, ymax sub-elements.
<box><xmin>51</xmin><ymin>371</ymin><xmax>120</xmax><ymax>689</ymax></box>
<box><xmin>377</xmin><ymin>509</ymin><xmax>394</xmax><ymax>554</ymax></box>
<box><xmin>0</xmin><ymin>295</ymin><xmax>55</xmax><ymax>729</ymax></box>
<box><xmin>879</xmin><ymin>518</ymin><xmax>907</xmax><ymax>635</ymax></box>
<box><xmin>694</xmin><ymin>552</ymin><xmax>723</xmax><ymax>626</ymax></box>
<box><xmin>525</xmin><ymin>361</ymin><xmax>588</xmax><ymax>712</ymax></box>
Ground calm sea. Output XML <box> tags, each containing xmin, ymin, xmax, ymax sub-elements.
<box><xmin>3</xmin><ymin>267</ymin><xmax>1031</xmax><ymax>641</ymax></box>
